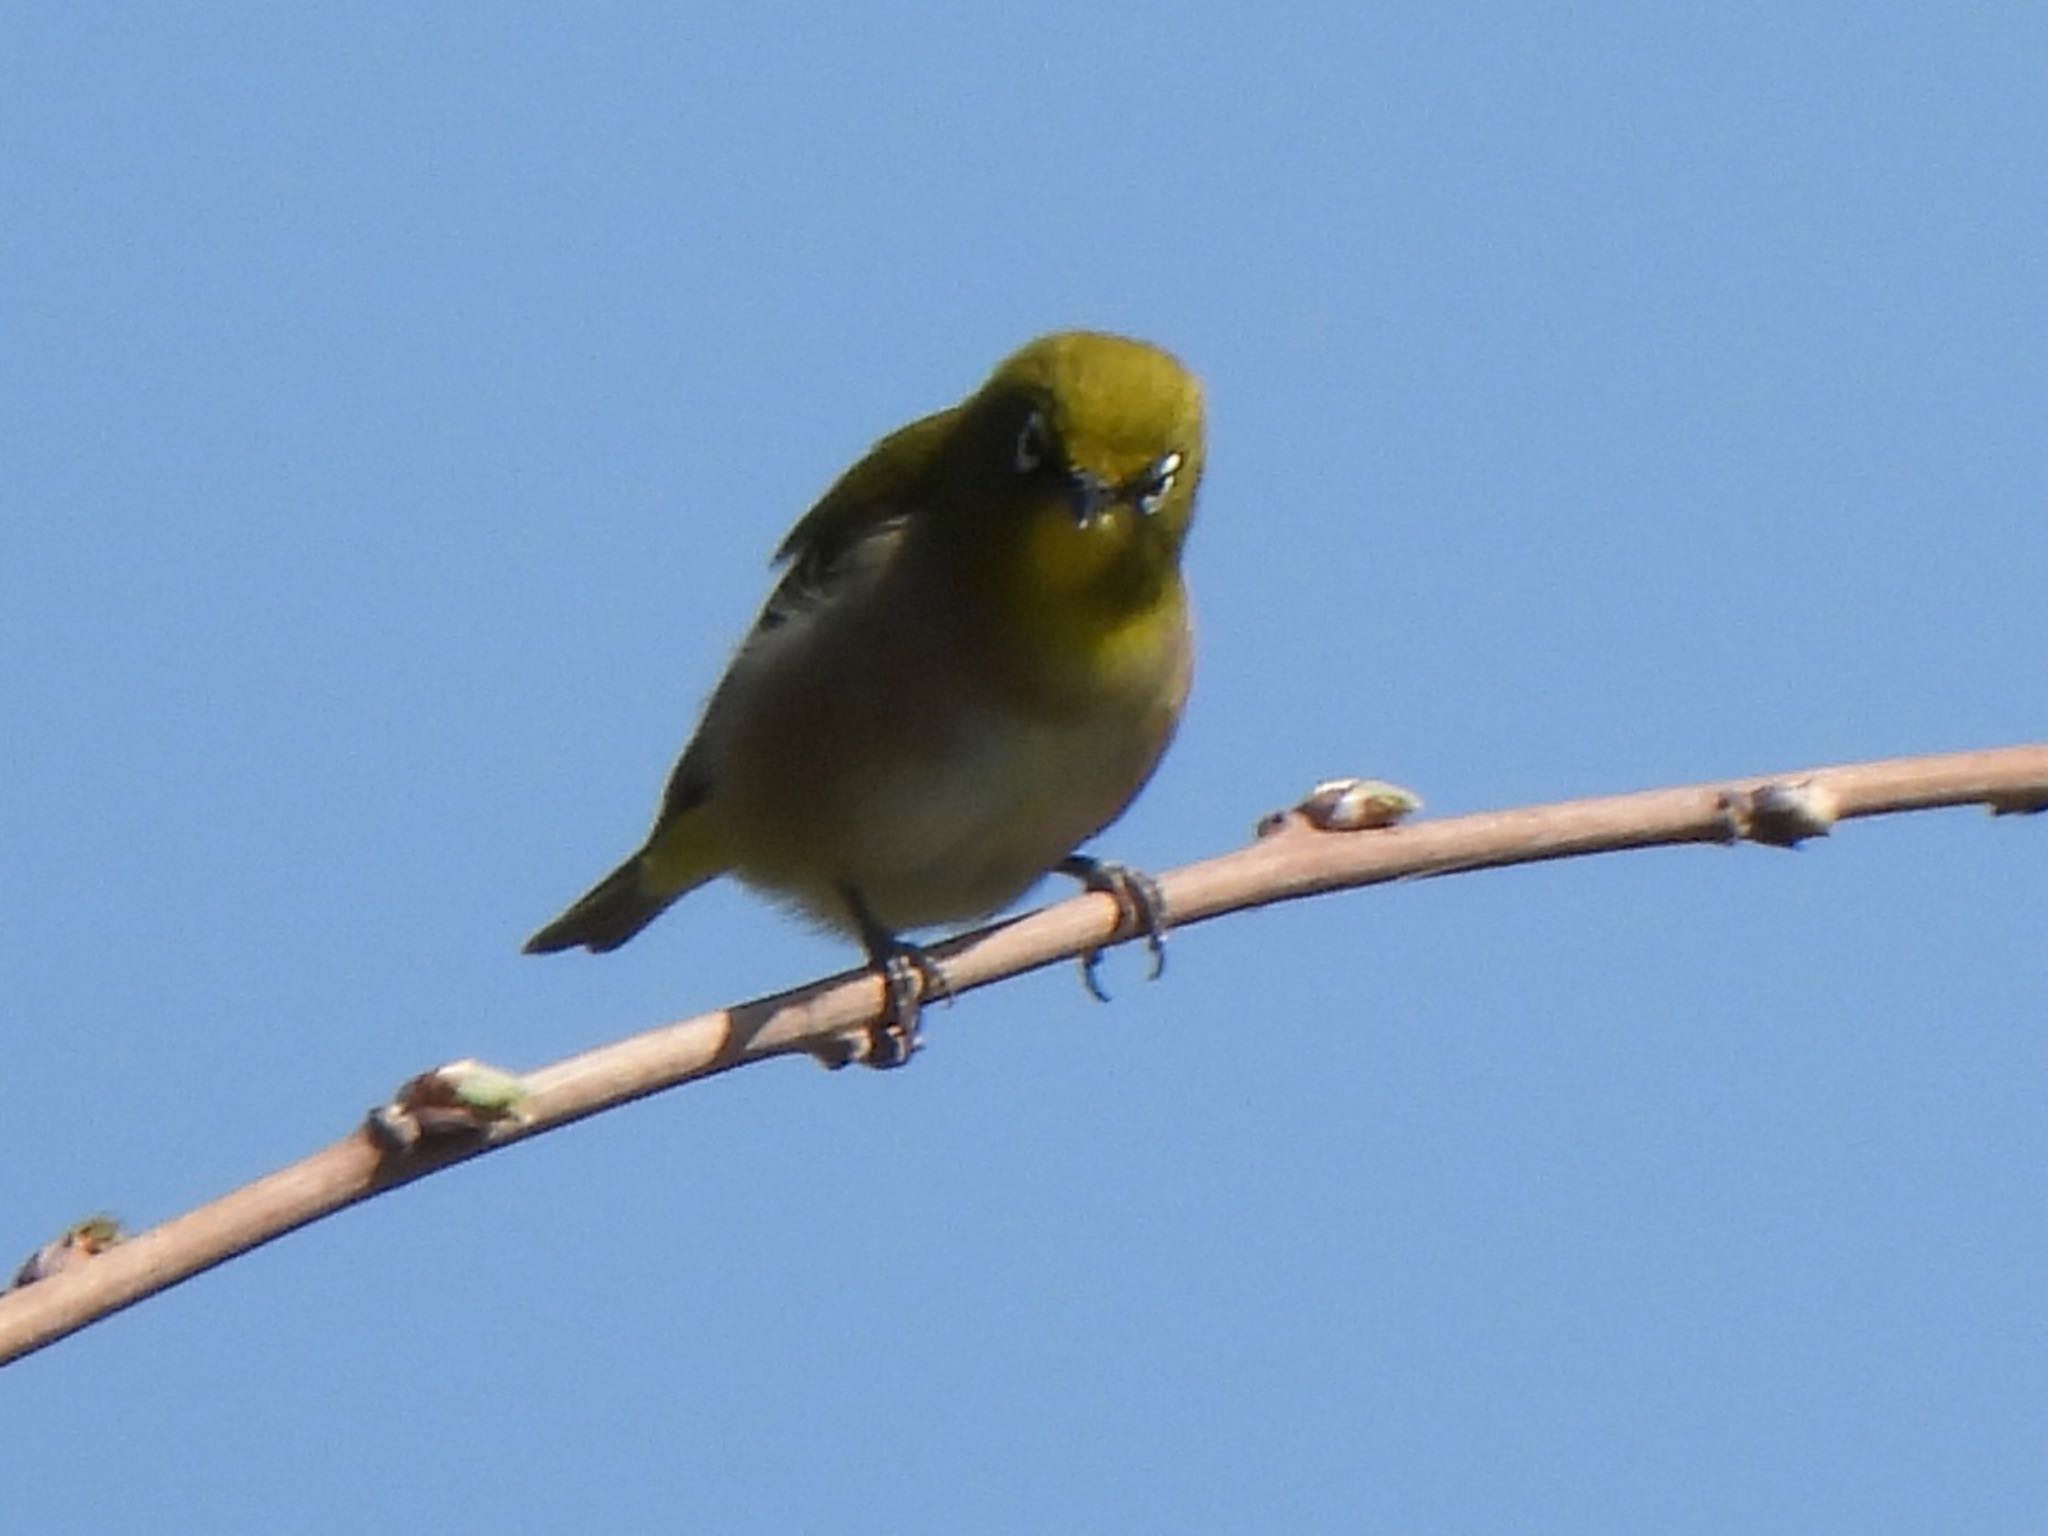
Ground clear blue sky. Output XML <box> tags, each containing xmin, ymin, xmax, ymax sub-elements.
<box><xmin>4</xmin><ymin>6</ymin><xmax>2042</xmax><ymax>1530</ymax></box>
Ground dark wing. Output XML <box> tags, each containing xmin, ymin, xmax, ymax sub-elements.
<box><xmin>757</xmin><ymin>405</ymin><xmax>957</xmax><ymax>631</ymax></box>
<box><xmin>654</xmin><ymin>404</ymin><xmax>958</xmax><ymax>822</ymax></box>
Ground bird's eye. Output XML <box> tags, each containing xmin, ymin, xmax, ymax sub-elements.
<box><xmin>1135</xmin><ymin>451</ymin><xmax>1183</xmax><ymax>517</ymax></box>
<box><xmin>1013</xmin><ymin>411</ymin><xmax>1050</xmax><ymax>475</ymax></box>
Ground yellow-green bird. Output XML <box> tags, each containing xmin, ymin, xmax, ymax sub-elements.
<box><xmin>525</xmin><ymin>331</ymin><xmax>1204</xmax><ymax>1062</ymax></box>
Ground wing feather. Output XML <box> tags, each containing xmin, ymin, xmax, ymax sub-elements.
<box><xmin>759</xmin><ymin>406</ymin><xmax>956</xmax><ymax>629</ymax></box>
<box><xmin>656</xmin><ymin>404</ymin><xmax>957</xmax><ymax>820</ymax></box>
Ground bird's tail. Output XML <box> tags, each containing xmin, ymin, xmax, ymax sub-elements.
<box><xmin>523</xmin><ymin>834</ymin><xmax>722</xmax><ymax>955</ymax></box>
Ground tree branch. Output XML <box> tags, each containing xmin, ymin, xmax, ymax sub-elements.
<box><xmin>4</xmin><ymin>743</ymin><xmax>2042</xmax><ymax>1366</ymax></box>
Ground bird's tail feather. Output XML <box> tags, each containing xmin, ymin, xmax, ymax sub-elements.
<box><xmin>523</xmin><ymin>840</ymin><xmax>719</xmax><ymax>955</ymax></box>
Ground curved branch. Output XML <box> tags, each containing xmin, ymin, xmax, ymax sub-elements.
<box><xmin>3</xmin><ymin>743</ymin><xmax>2042</xmax><ymax>1366</ymax></box>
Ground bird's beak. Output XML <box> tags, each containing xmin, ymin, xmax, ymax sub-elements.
<box><xmin>1065</xmin><ymin>470</ymin><xmax>1115</xmax><ymax>527</ymax></box>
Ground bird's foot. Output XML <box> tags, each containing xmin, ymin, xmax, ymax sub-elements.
<box><xmin>860</xmin><ymin>938</ymin><xmax>949</xmax><ymax>1068</ymax></box>
<box><xmin>1057</xmin><ymin>855</ymin><xmax>1169</xmax><ymax>1002</ymax></box>
<box><xmin>817</xmin><ymin>893</ymin><xmax>951</xmax><ymax>1070</ymax></box>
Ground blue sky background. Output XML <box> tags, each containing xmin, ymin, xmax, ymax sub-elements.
<box><xmin>4</xmin><ymin>5</ymin><xmax>2042</xmax><ymax>1530</ymax></box>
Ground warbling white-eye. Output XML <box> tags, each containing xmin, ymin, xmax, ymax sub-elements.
<box><xmin>526</xmin><ymin>331</ymin><xmax>1205</xmax><ymax>1063</ymax></box>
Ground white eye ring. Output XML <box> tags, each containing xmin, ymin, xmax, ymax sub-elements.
<box><xmin>1137</xmin><ymin>451</ymin><xmax>1183</xmax><ymax>516</ymax></box>
<box><xmin>1014</xmin><ymin>411</ymin><xmax>1050</xmax><ymax>474</ymax></box>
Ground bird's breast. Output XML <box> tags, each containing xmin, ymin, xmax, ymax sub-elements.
<box><xmin>716</xmin><ymin>589</ymin><xmax>1190</xmax><ymax>934</ymax></box>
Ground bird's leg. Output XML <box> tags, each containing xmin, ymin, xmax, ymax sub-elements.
<box><xmin>825</xmin><ymin>886</ymin><xmax>949</xmax><ymax>1070</ymax></box>
<box><xmin>1056</xmin><ymin>854</ymin><xmax>1169</xmax><ymax>1002</ymax></box>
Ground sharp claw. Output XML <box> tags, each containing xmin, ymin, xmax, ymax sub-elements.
<box><xmin>1058</xmin><ymin>855</ymin><xmax>1170</xmax><ymax>1002</ymax></box>
<box><xmin>1080</xmin><ymin>946</ymin><xmax>1112</xmax><ymax>1003</ymax></box>
<box><xmin>856</xmin><ymin>945</ymin><xmax>942</xmax><ymax>1068</ymax></box>
<box><xmin>838</xmin><ymin>886</ymin><xmax>945</xmax><ymax>1070</ymax></box>
<box><xmin>875</xmin><ymin>956</ymin><xmax>923</xmax><ymax>1066</ymax></box>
